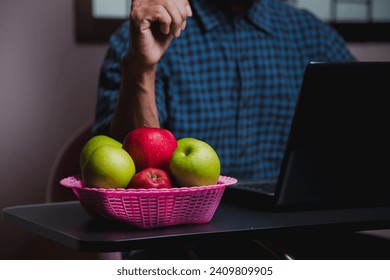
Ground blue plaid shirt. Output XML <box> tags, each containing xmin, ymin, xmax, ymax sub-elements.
<box><xmin>93</xmin><ymin>0</ymin><xmax>355</xmax><ymax>181</ymax></box>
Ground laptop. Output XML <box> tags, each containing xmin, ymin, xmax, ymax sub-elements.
<box><xmin>223</xmin><ymin>62</ymin><xmax>390</xmax><ymax>211</ymax></box>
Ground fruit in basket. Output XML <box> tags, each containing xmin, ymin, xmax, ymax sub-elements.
<box><xmin>80</xmin><ymin>135</ymin><xmax>122</xmax><ymax>169</ymax></box>
<box><xmin>127</xmin><ymin>167</ymin><xmax>173</xmax><ymax>189</ymax></box>
<box><xmin>122</xmin><ymin>127</ymin><xmax>177</xmax><ymax>172</ymax></box>
<box><xmin>81</xmin><ymin>145</ymin><xmax>136</xmax><ymax>189</ymax></box>
<box><xmin>170</xmin><ymin>138</ymin><xmax>220</xmax><ymax>187</ymax></box>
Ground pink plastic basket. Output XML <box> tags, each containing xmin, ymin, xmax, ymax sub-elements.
<box><xmin>60</xmin><ymin>175</ymin><xmax>237</xmax><ymax>229</ymax></box>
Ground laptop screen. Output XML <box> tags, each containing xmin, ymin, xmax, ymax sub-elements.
<box><xmin>276</xmin><ymin>62</ymin><xmax>390</xmax><ymax>209</ymax></box>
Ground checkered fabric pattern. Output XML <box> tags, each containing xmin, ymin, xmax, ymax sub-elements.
<box><xmin>93</xmin><ymin>0</ymin><xmax>356</xmax><ymax>181</ymax></box>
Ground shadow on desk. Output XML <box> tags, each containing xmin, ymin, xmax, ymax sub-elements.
<box><xmin>99</xmin><ymin>231</ymin><xmax>390</xmax><ymax>260</ymax></box>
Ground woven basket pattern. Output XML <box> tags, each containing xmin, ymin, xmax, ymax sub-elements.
<box><xmin>60</xmin><ymin>176</ymin><xmax>237</xmax><ymax>229</ymax></box>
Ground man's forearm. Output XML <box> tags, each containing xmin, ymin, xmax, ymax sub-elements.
<box><xmin>109</xmin><ymin>0</ymin><xmax>191</xmax><ymax>142</ymax></box>
<box><xmin>109</xmin><ymin>57</ymin><xmax>160</xmax><ymax>142</ymax></box>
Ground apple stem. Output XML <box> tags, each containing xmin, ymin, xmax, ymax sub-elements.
<box><xmin>150</xmin><ymin>173</ymin><xmax>158</xmax><ymax>181</ymax></box>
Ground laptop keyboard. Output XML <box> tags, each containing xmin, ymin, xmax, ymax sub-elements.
<box><xmin>231</xmin><ymin>181</ymin><xmax>277</xmax><ymax>196</ymax></box>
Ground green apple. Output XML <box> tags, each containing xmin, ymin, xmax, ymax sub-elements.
<box><xmin>81</xmin><ymin>145</ymin><xmax>136</xmax><ymax>189</ymax></box>
<box><xmin>80</xmin><ymin>135</ymin><xmax>122</xmax><ymax>169</ymax></box>
<box><xmin>170</xmin><ymin>138</ymin><xmax>221</xmax><ymax>187</ymax></box>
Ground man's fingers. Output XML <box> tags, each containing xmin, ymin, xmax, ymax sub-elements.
<box><xmin>131</xmin><ymin>0</ymin><xmax>192</xmax><ymax>37</ymax></box>
<box><xmin>164</xmin><ymin>0</ymin><xmax>186</xmax><ymax>37</ymax></box>
<box><xmin>180</xmin><ymin>0</ymin><xmax>192</xmax><ymax>17</ymax></box>
<box><xmin>131</xmin><ymin>5</ymin><xmax>171</xmax><ymax>34</ymax></box>
<box><xmin>186</xmin><ymin>4</ymin><xmax>193</xmax><ymax>17</ymax></box>
<box><xmin>155</xmin><ymin>5</ymin><xmax>172</xmax><ymax>35</ymax></box>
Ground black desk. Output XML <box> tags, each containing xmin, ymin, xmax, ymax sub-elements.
<box><xmin>3</xmin><ymin>201</ymin><xmax>390</xmax><ymax>253</ymax></box>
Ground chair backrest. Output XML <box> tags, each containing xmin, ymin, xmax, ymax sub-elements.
<box><xmin>45</xmin><ymin>121</ymin><xmax>123</xmax><ymax>259</ymax></box>
<box><xmin>46</xmin><ymin>122</ymin><xmax>92</xmax><ymax>202</ymax></box>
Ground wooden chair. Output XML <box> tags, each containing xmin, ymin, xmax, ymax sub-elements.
<box><xmin>46</xmin><ymin>122</ymin><xmax>92</xmax><ymax>203</ymax></box>
<box><xmin>45</xmin><ymin>121</ymin><xmax>122</xmax><ymax>259</ymax></box>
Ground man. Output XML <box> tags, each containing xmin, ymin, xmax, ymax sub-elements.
<box><xmin>93</xmin><ymin>0</ymin><xmax>390</xmax><ymax>260</ymax></box>
<box><xmin>93</xmin><ymin>0</ymin><xmax>355</xmax><ymax>181</ymax></box>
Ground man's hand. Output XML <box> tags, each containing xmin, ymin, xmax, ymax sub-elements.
<box><xmin>129</xmin><ymin>0</ymin><xmax>193</xmax><ymax>68</ymax></box>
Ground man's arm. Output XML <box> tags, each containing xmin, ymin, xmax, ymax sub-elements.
<box><xmin>109</xmin><ymin>0</ymin><xmax>192</xmax><ymax>141</ymax></box>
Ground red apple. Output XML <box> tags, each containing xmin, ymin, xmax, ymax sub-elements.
<box><xmin>122</xmin><ymin>127</ymin><xmax>177</xmax><ymax>172</ymax></box>
<box><xmin>127</xmin><ymin>168</ymin><xmax>173</xmax><ymax>189</ymax></box>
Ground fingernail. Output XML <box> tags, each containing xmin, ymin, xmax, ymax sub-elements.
<box><xmin>181</xmin><ymin>20</ymin><xmax>187</xmax><ymax>30</ymax></box>
<box><xmin>160</xmin><ymin>25</ymin><xmax>170</xmax><ymax>35</ymax></box>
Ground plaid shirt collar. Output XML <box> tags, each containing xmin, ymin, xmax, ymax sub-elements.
<box><xmin>190</xmin><ymin>0</ymin><xmax>274</xmax><ymax>34</ymax></box>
